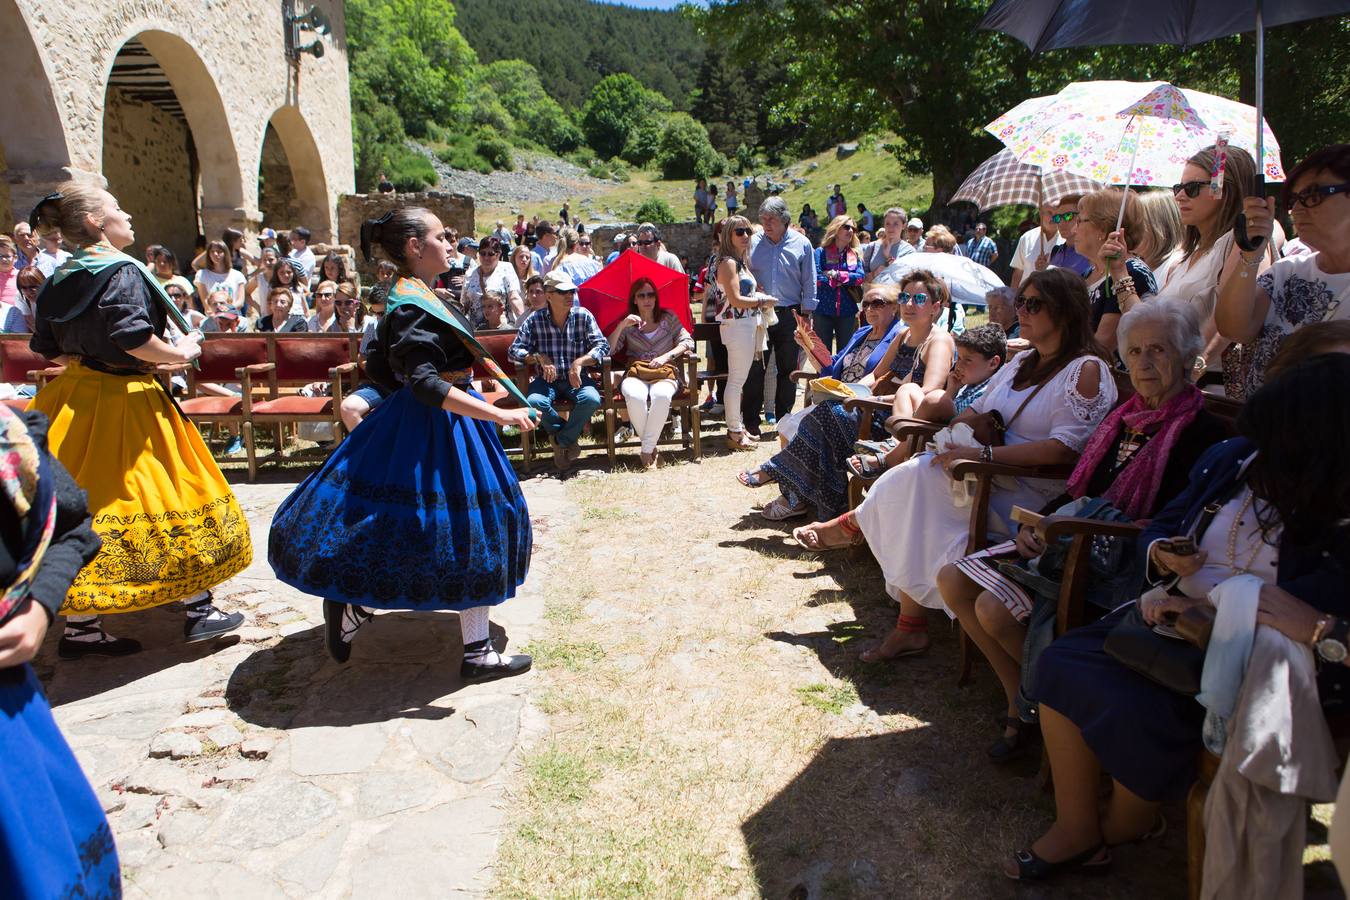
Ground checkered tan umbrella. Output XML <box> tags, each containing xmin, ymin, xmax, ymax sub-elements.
<box><xmin>952</xmin><ymin>148</ymin><xmax>1104</xmax><ymax>211</ymax></box>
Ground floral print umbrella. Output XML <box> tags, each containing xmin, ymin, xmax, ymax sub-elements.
<box><xmin>986</xmin><ymin>80</ymin><xmax>1285</xmax><ymax>187</ymax></box>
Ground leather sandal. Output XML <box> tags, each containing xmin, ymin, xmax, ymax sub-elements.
<box><xmin>736</xmin><ymin>468</ymin><xmax>772</xmax><ymax>488</ymax></box>
<box><xmin>1007</xmin><ymin>843</ymin><xmax>1111</xmax><ymax>882</ymax></box>
<box><xmin>846</xmin><ymin>452</ymin><xmax>887</xmax><ymax>480</ymax></box>
<box><xmin>988</xmin><ymin>716</ymin><xmax>1041</xmax><ymax>765</ymax></box>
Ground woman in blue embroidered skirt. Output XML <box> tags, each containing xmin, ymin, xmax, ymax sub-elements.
<box><xmin>269</xmin><ymin>208</ymin><xmax>538</xmax><ymax>681</ymax></box>
<box><xmin>0</xmin><ymin>406</ymin><xmax>120</xmax><ymax>898</ymax></box>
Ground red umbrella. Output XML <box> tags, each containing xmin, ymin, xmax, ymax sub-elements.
<box><xmin>577</xmin><ymin>249</ymin><xmax>693</xmax><ymax>337</ymax></box>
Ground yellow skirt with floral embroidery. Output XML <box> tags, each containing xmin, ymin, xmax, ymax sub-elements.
<box><xmin>30</xmin><ymin>360</ymin><xmax>252</xmax><ymax>614</ymax></box>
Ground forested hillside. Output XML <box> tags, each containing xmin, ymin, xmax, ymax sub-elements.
<box><xmin>453</xmin><ymin>0</ymin><xmax>703</xmax><ymax>110</ymax></box>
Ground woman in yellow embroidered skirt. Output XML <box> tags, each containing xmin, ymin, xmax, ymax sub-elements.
<box><xmin>28</xmin><ymin>185</ymin><xmax>252</xmax><ymax>657</ymax></box>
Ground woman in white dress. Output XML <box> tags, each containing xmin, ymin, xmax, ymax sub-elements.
<box><xmin>461</xmin><ymin>236</ymin><xmax>524</xmax><ymax>328</ymax></box>
<box><xmin>793</xmin><ymin>269</ymin><xmax>1117</xmax><ymax>661</ymax></box>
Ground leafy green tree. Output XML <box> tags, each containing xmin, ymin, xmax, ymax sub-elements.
<box><xmin>634</xmin><ymin>198</ymin><xmax>676</xmax><ymax>224</ymax></box>
<box><xmin>656</xmin><ymin>114</ymin><xmax>728</xmax><ymax>180</ymax></box>
<box><xmin>690</xmin><ymin>45</ymin><xmax>758</xmax><ymax>156</ymax></box>
<box><xmin>582</xmin><ymin>74</ymin><xmax>657</xmax><ymax>160</ymax></box>
<box><xmin>474</xmin><ymin>60</ymin><xmax>584</xmax><ymax>153</ymax></box>
<box><xmin>621</xmin><ymin>118</ymin><xmax>664</xmax><ymax>166</ymax></box>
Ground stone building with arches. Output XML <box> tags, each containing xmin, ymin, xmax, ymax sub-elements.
<box><xmin>1</xmin><ymin>0</ymin><xmax>354</xmax><ymax>265</ymax></box>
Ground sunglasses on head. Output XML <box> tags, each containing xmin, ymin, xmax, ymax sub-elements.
<box><xmin>733</xmin><ymin>227</ymin><xmax>751</xmax><ymax>237</ymax></box>
<box><xmin>1014</xmin><ymin>292</ymin><xmax>1045</xmax><ymax>314</ymax></box>
<box><xmin>1287</xmin><ymin>182</ymin><xmax>1350</xmax><ymax>211</ymax></box>
<box><xmin>898</xmin><ymin>291</ymin><xmax>929</xmax><ymax>306</ymax></box>
<box><xmin>1172</xmin><ymin>180</ymin><xmax>1207</xmax><ymax>199</ymax></box>
<box><xmin>1050</xmin><ymin>211</ymin><xmax>1077</xmax><ymax>223</ymax></box>
<box><xmin>861</xmin><ymin>298</ymin><xmax>892</xmax><ymax>309</ymax></box>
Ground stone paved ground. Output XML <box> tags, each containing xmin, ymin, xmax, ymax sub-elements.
<box><xmin>33</xmin><ymin>473</ymin><xmax>574</xmax><ymax>899</ymax></box>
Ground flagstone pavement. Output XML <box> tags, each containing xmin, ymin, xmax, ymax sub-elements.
<box><xmin>33</xmin><ymin>474</ymin><xmax>572</xmax><ymax>899</ymax></box>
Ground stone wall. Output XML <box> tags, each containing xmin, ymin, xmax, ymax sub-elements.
<box><xmin>337</xmin><ymin>191</ymin><xmax>476</xmax><ymax>278</ymax></box>
<box><xmin>102</xmin><ymin>87</ymin><xmax>199</xmax><ymax>264</ymax></box>
<box><xmin>590</xmin><ymin>222</ymin><xmax>715</xmax><ymax>273</ymax></box>
<box><xmin>258</xmin><ymin>125</ymin><xmax>300</xmax><ymax>233</ymax></box>
<box><xmin>4</xmin><ymin>0</ymin><xmax>354</xmax><ymax>243</ymax></box>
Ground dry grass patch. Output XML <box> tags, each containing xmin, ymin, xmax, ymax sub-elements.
<box><xmin>498</xmin><ymin>437</ymin><xmax>1199</xmax><ymax>899</ymax></box>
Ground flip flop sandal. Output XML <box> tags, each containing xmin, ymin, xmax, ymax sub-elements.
<box><xmin>846</xmin><ymin>453</ymin><xmax>887</xmax><ymax>480</ymax></box>
<box><xmin>758</xmin><ymin>496</ymin><xmax>809</xmax><ymax>521</ymax></box>
<box><xmin>736</xmin><ymin>469</ymin><xmax>772</xmax><ymax>488</ymax></box>
<box><xmin>792</xmin><ymin>524</ymin><xmax>863</xmax><ymax>551</ymax></box>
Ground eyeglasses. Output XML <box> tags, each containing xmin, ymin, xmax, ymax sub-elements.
<box><xmin>19</xmin><ymin>285</ymin><xmax>40</xmax><ymax>294</ymax></box>
<box><xmin>733</xmin><ymin>227</ymin><xmax>751</xmax><ymax>237</ymax></box>
<box><xmin>546</xmin><ymin>288</ymin><xmax>576</xmax><ymax>296</ymax></box>
<box><xmin>861</xmin><ymin>299</ymin><xmax>892</xmax><ymax>309</ymax></box>
<box><xmin>840</xmin><ymin>223</ymin><xmax>856</xmax><ymax>231</ymax></box>
<box><xmin>898</xmin><ymin>292</ymin><xmax>929</xmax><ymax>306</ymax></box>
<box><xmin>478</xmin><ymin>250</ymin><xmax>499</xmax><ymax>258</ymax></box>
<box><xmin>579</xmin><ymin>240</ymin><xmax>592</xmax><ymax>247</ymax></box>
<box><xmin>635</xmin><ymin>290</ymin><xmax>657</xmax><ymax>299</ymax></box>
<box><xmin>337</xmin><ymin>298</ymin><xmax>359</xmax><ymax>306</ymax></box>
<box><xmin>1050</xmin><ymin>211</ymin><xmax>1077</xmax><ymax>224</ymax></box>
<box><xmin>315</xmin><ymin>291</ymin><xmax>335</xmax><ymax>299</ymax></box>
<box><xmin>1172</xmin><ymin>180</ymin><xmax>1207</xmax><ymax>199</ymax></box>
<box><xmin>1014</xmin><ymin>293</ymin><xmax>1045</xmax><ymax>314</ymax></box>
<box><xmin>167</xmin><ymin>290</ymin><xmax>187</xmax><ymax>299</ymax></box>
<box><xmin>1287</xmin><ymin>182</ymin><xmax>1350</xmax><ymax>210</ymax></box>
<box><xmin>0</xmin><ymin>254</ymin><xmax>14</xmax><ymax>262</ymax></box>
<box><xmin>636</xmin><ymin>239</ymin><xmax>656</xmax><ymax>246</ymax></box>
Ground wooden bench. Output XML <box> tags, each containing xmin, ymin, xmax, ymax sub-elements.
<box><xmin>600</xmin><ymin>352</ymin><xmax>703</xmax><ymax>463</ymax></box>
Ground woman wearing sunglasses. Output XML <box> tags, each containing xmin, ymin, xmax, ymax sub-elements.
<box><xmin>812</xmin><ymin>216</ymin><xmax>867</xmax><ymax>354</ymax></box>
<box><xmin>736</xmin><ymin>283</ymin><xmax>904</xmax><ymax>520</ymax></box>
<box><xmin>717</xmin><ymin>215</ymin><xmax>778</xmax><ymax>451</ymax></box>
<box><xmin>462</xmin><ymin>236</ymin><xmax>525</xmax><ymax>329</ymax></box>
<box><xmin>793</xmin><ymin>269</ymin><xmax>1116</xmax><ymax>664</ymax></box>
<box><xmin>1155</xmin><ymin>145</ymin><xmax>1267</xmax><ymax>373</ymax></box>
<box><xmin>1216</xmin><ymin>144</ymin><xmax>1350</xmax><ymax>400</ymax></box>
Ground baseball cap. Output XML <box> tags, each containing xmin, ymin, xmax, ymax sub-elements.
<box><xmin>907</xmin><ymin>217</ymin><xmax>924</xmax><ymax>230</ymax></box>
<box><xmin>458</xmin><ymin>237</ymin><xmax>479</xmax><ymax>251</ymax></box>
<box><xmin>542</xmin><ymin>270</ymin><xmax>578</xmax><ymax>292</ymax></box>
<box><xmin>260</xmin><ymin>228</ymin><xmax>277</xmax><ymax>239</ymax></box>
<box><xmin>613</xmin><ymin>232</ymin><xmax>627</xmax><ymax>244</ymax></box>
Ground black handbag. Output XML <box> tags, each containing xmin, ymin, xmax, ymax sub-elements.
<box><xmin>1103</xmin><ymin>601</ymin><xmax>1206</xmax><ymax>695</ymax></box>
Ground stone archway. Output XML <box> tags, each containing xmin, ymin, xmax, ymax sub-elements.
<box><xmin>101</xmin><ymin>30</ymin><xmax>245</xmax><ymax>262</ymax></box>
<box><xmin>0</xmin><ymin>1</ymin><xmax>73</xmax><ymax>227</ymax></box>
<box><xmin>258</xmin><ymin>106</ymin><xmax>333</xmax><ymax>242</ymax></box>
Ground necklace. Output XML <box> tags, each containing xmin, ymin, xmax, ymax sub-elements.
<box><xmin>1225</xmin><ymin>489</ymin><xmax>1266</xmax><ymax>574</ymax></box>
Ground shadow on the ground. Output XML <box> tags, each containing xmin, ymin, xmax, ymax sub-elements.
<box><xmin>224</xmin><ymin>613</ymin><xmax>519</xmax><ymax>729</ymax></box>
<box><xmin>37</xmin><ymin>604</ymin><xmax>242</xmax><ymax>705</ymax></box>
<box><xmin>741</xmin><ymin>726</ymin><xmax>1189</xmax><ymax>900</ymax></box>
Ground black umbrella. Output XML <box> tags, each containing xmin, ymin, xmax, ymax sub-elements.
<box><xmin>979</xmin><ymin>0</ymin><xmax>1350</xmax><ymax>250</ymax></box>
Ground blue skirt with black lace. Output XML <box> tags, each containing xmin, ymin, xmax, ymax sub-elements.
<box><xmin>268</xmin><ymin>386</ymin><xmax>531</xmax><ymax>611</ymax></box>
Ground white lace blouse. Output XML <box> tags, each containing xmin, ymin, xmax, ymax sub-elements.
<box><xmin>969</xmin><ymin>351</ymin><xmax>1117</xmax><ymax>454</ymax></box>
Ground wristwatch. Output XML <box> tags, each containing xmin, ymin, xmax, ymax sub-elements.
<box><xmin>1316</xmin><ymin>617</ymin><xmax>1350</xmax><ymax>664</ymax></box>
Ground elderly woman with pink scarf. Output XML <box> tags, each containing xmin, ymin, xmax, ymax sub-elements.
<box><xmin>936</xmin><ymin>298</ymin><xmax>1229</xmax><ymax>762</ymax></box>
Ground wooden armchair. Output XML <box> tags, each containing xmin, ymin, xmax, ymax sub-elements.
<box><xmin>692</xmin><ymin>322</ymin><xmax>725</xmax><ymax>402</ymax></box>
<box><xmin>948</xmin><ymin>457</ymin><xmax>1076</xmax><ymax>685</ymax></box>
<box><xmin>239</xmin><ymin>334</ymin><xmax>360</xmax><ymax>481</ymax></box>
<box><xmin>0</xmin><ymin>335</ymin><xmax>63</xmax><ymax>411</ymax></box>
<box><xmin>842</xmin><ymin>395</ymin><xmax>944</xmax><ymax>511</ymax></box>
<box><xmin>600</xmin><ymin>352</ymin><xmax>703</xmax><ymax>464</ymax></box>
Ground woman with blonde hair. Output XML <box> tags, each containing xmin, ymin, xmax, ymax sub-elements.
<box><xmin>1133</xmin><ymin>190</ymin><xmax>1183</xmax><ymax>275</ymax></box>
<box><xmin>192</xmin><ymin>239</ymin><xmax>246</xmax><ymax>312</ymax></box>
<box><xmin>923</xmin><ymin>225</ymin><xmax>959</xmax><ymax>253</ymax></box>
<box><xmin>813</xmin><ymin>215</ymin><xmax>866</xmax><ymax>353</ymax></box>
<box><xmin>27</xmin><ymin>183</ymin><xmax>250</xmax><ymax>655</ymax></box>
<box><xmin>1074</xmin><ymin>188</ymin><xmax>1158</xmax><ymax>355</ymax></box>
<box><xmin>715</xmin><ymin>214</ymin><xmax>777</xmax><ymax>450</ymax></box>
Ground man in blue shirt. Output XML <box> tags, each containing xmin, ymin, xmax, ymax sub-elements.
<box><xmin>745</xmin><ymin>196</ymin><xmax>817</xmax><ymax>435</ymax></box>
<box><xmin>508</xmin><ymin>270</ymin><xmax>609</xmax><ymax>471</ymax></box>
<box><xmin>532</xmin><ymin>222</ymin><xmax>559</xmax><ymax>274</ymax></box>
<box><xmin>1046</xmin><ymin>194</ymin><xmax>1095</xmax><ymax>278</ymax></box>
<box><xmin>962</xmin><ymin>223</ymin><xmax>999</xmax><ymax>268</ymax></box>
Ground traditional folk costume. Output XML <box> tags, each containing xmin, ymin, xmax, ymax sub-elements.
<box><xmin>30</xmin><ymin>244</ymin><xmax>251</xmax><ymax>655</ymax></box>
<box><xmin>0</xmin><ymin>407</ymin><xmax>120</xmax><ymax>898</ymax></box>
<box><xmin>269</xmin><ymin>277</ymin><xmax>533</xmax><ymax>680</ymax></box>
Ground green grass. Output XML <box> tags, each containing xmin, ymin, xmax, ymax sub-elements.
<box><xmin>794</xmin><ymin>681</ymin><xmax>860</xmax><ymax>714</ymax></box>
<box><xmin>525</xmin><ymin>746</ymin><xmax>598</xmax><ymax>804</ymax></box>
<box><xmin>521</xmin><ymin>637</ymin><xmax>607</xmax><ymax>672</ymax></box>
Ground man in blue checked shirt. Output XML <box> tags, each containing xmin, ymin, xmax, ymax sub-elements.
<box><xmin>961</xmin><ymin>222</ymin><xmax>1000</xmax><ymax>268</ymax></box>
<box><xmin>508</xmin><ymin>270</ymin><xmax>609</xmax><ymax>471</ymax></box>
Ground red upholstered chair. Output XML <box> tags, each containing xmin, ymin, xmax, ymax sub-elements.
<box><xmin>240</xmin><ymin>333</ymin><xmax>359</xmax><ymax>481</ymax></box>
<box><xmin>0</xmin><ymin>335</ymin><xmax>64</xmax><ymax>411</ymax></box>
<box><xmin>181</xmin><ymin>334</ymin><xmax>268</xmax><ymax>458</ymax></box>
<box><xmin>600</xmin><ymin>352</ymin><xmax>702</xmax><ymax>464</ymax></box>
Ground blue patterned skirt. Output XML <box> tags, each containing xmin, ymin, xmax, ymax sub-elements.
<box><xmin>269</xmin><ymin>386</ymin><xmax>531</xmax><ymax>611</ymax></box>
<box><xmin>761</xmin><ymin>399</ymin><xmax>886</xmax><ymax>520</ymax></box>
<box><xmin>0</xmin><ymin>665</ymin><xmax>120</xmax><ymax>899</ymax></box>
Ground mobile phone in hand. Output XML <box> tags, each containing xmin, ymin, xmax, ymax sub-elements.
<box><xmin>1164</xmin><ymin>537</ymin><xmax>1198</xmax><ymax>556</ymax></box>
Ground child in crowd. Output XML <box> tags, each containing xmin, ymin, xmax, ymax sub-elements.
<box><xmin>848</xmin><ymin>323</ymin><xmax>1007</xmax><ymax>477</ymax></box>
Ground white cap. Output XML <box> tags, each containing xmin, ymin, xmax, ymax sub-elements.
<box><xmin>907</xmin><ymin>217</ymin><xmax>924</xmax><ymax>230</ymax></box>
